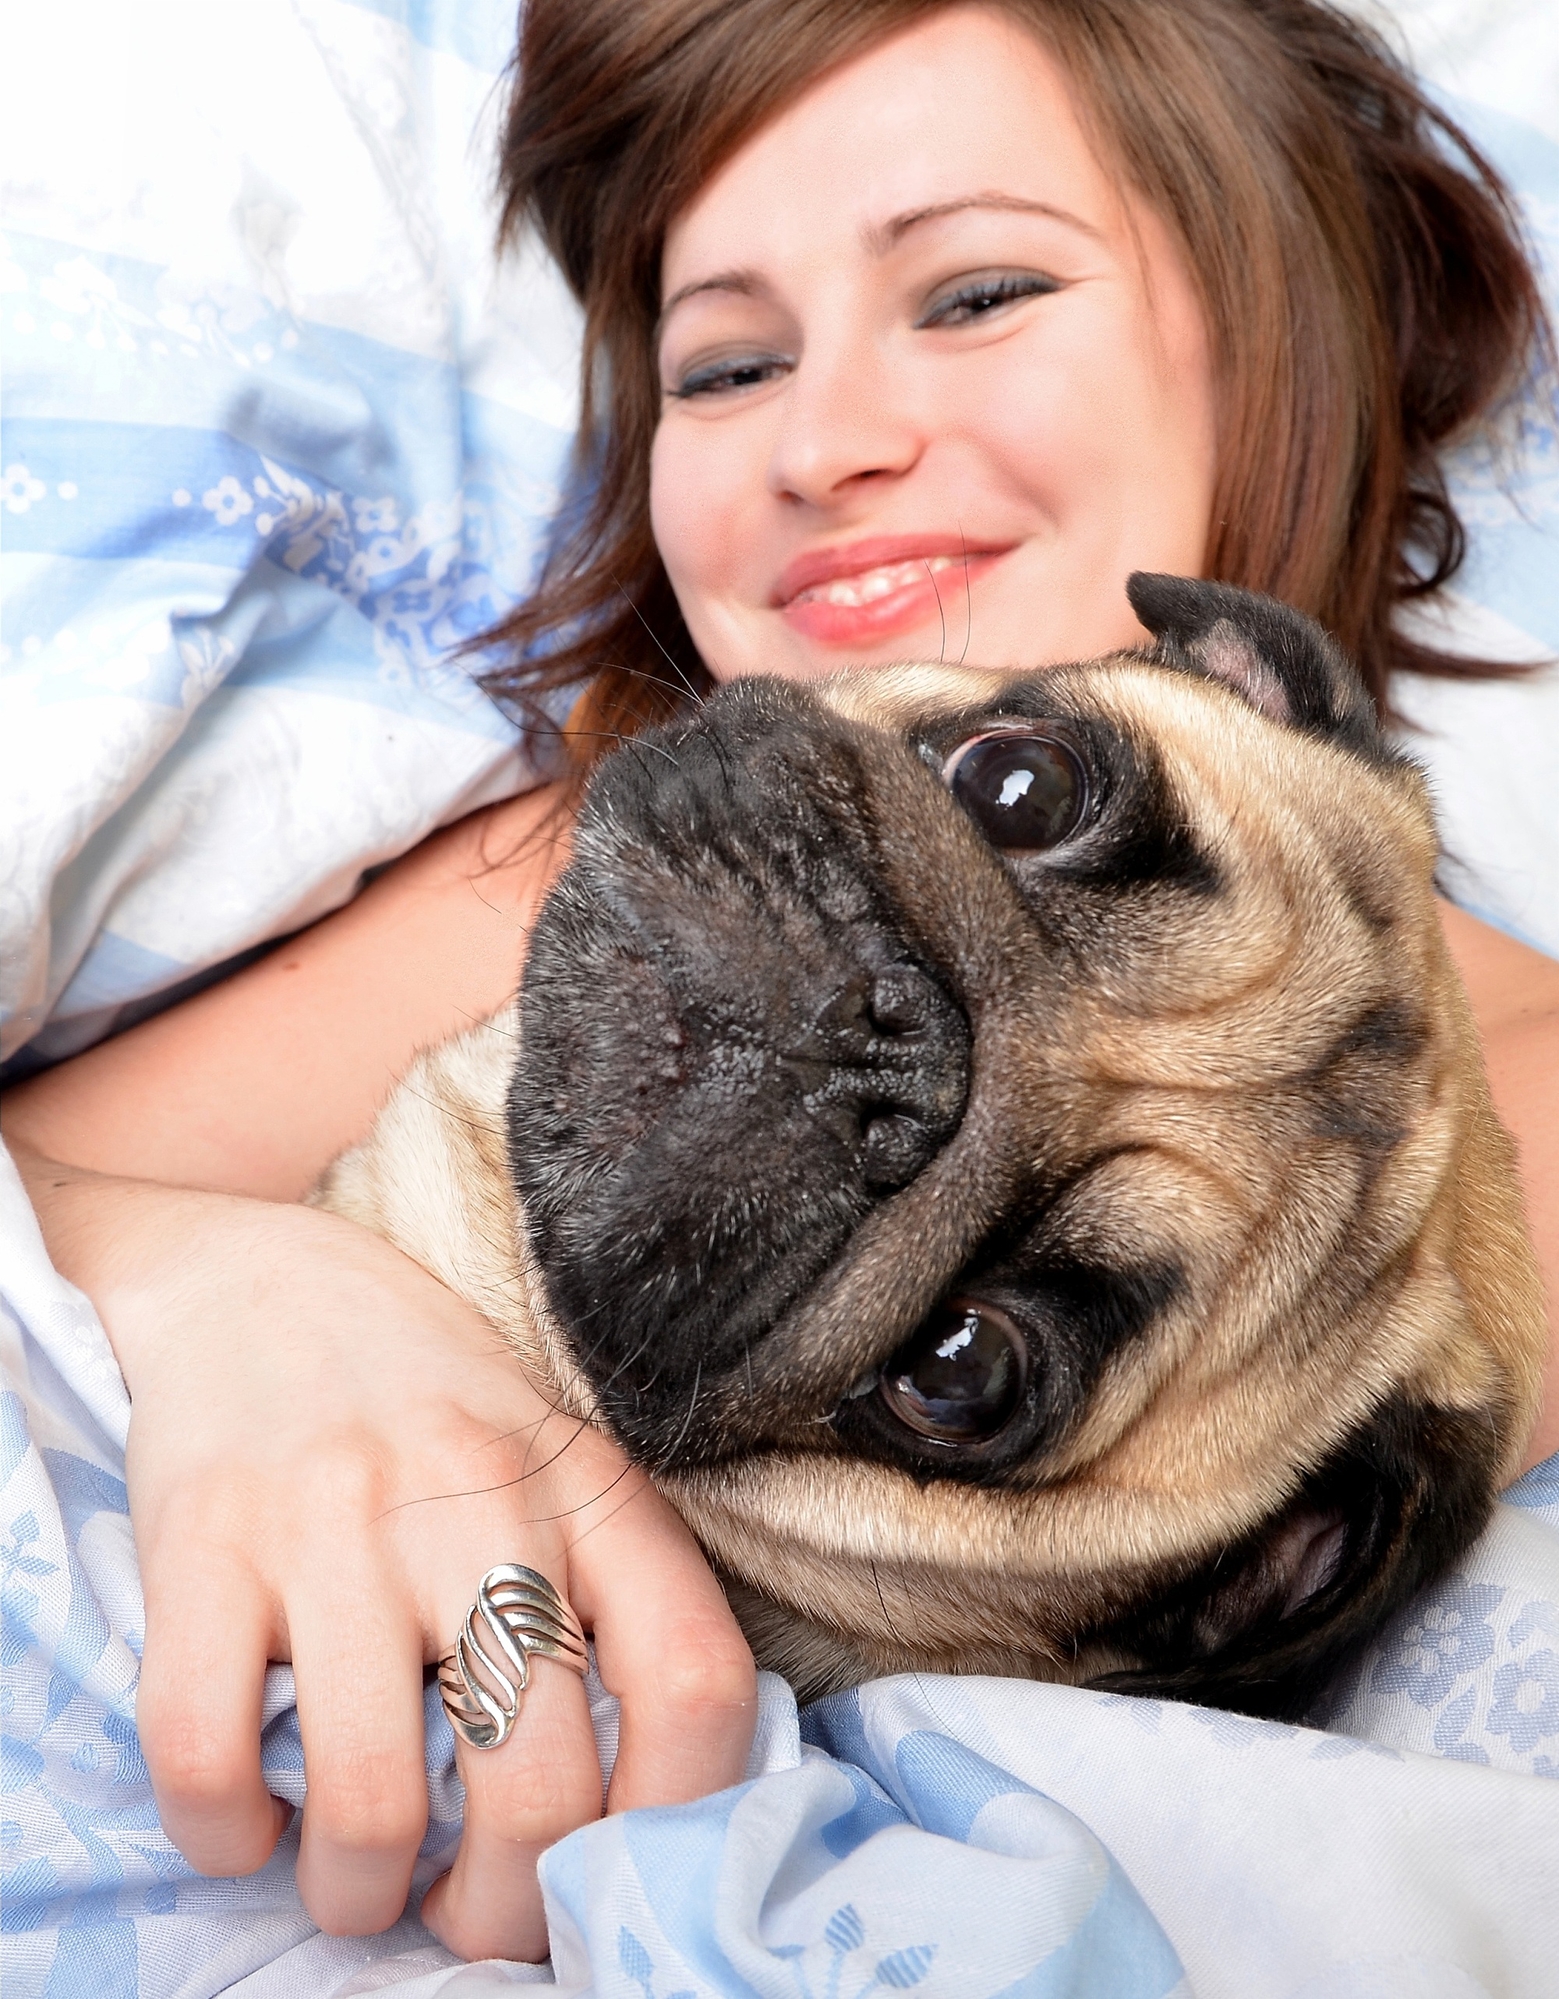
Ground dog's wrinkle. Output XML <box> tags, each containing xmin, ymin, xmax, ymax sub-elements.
<box><xmin>1288</xmin><ymin>998</ymin><xmax>1428</xmax><ymax>1160</ymax></box>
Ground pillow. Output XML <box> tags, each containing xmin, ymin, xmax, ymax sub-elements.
<box><xmin>1359</xmin><ymin>0</ymin><xmax>1559</xmax><ymax>958</ymax></box>
<box><xmin>0</xmin><ymin>0</ymin><xmax>580</xmax><ymax>1074</ymax></box>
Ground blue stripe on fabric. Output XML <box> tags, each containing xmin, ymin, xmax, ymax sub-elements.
<box><xmin>48</xmin><ymin>936</ymin><xmax>187</xmax><ymax>1019</ymax></box>
<box><xmin>816</xmin><ymin>1757</ymin><xmax>906</xmax><ymax>1860</ymax></box>
<box><xmin>1</xmin><ymin>423</ymin><xmax>269</xmax><ymax>564</ymax></box>
<box><xmin>335</xmin><ymin>0</ymin><xmax>516</xmax><ymax>73</ymax></box>
<box><xmin>619</xmin><ymin>1786</ymin><xmax>767</xmax><ymax>1999</ymax></box>
<box><xmin>1</xmin><ymin>403</ymin><xmax>476</xmax><ymax>563</ymax></box>
<box><xmin>893</xmin><ymin>1731</ymin><xmax>1038</xmax><ymax>1844</ymax></box>
<box><xmin>1504</xmin><ymin>1452</ymin><xmax>1559</xmax><ymax>1514</ymax></box>
<box><xmin>988</xmin><ymin>1862</ymin><xmax>1185</xmax><ymax>1999</ymax></box>
<box><xmin>801</xmin><ymin>1684</ymin><xmax>871</xmax><ymax>1763</ymax></box>
<box><xmin>43</xmin><ymin>1895</ymin><xmax>137</xmax><ymax>1999</ymax></box>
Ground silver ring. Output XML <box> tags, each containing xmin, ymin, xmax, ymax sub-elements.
<box><xmin>437</xmin><ymin>1563</ymin><xmax>588</xmax><ymax>1750</ymax></box>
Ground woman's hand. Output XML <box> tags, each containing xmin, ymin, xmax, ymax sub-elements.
<box><xmin>13</xmin><ymin>1143</ymin><xmax>757</xmax><ymax>1963</ymax></box>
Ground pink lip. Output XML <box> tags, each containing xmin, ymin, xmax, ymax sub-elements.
<box><xmin>771</xmin><ymin>535</ymin><xmax>1015</xmax><ymax>649</ymax></box>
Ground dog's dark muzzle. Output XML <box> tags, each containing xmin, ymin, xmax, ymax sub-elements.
<box><xmin>507</xmin><ymin>685</ymin><xmax>972</xmax><ymax>1458</ymax></box>
<box><xmin>778</xmin><ymin>959</ymin><xmax>968</xmax><ymax>1190</ymax></box>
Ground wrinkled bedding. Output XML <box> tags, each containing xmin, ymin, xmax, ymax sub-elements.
<box><xmin>3</xmin><ymin>1</ymin><xmax>1558</xmax><ymax>1993</ymax></box>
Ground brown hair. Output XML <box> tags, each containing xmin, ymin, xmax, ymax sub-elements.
<box><xmin>479</xmin><ymin>0</ymin><xmax>1549</xmax><ymax>756</ymax></box>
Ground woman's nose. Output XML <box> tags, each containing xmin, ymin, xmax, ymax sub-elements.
<box><xmin>767</xmin><ymin>334</ymin><xmax>923</xmax><ymax>507</ymax></box>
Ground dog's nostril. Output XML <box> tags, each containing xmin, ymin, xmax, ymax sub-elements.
<box><xmin>868</xmin><ymin>965</ymin><xmax>937</xmax><ymax>1036</ymax></box>
<box><xmin>862</xmin><ymin>1111</ymin><xmax>932</xmax><ymax>1190</ymax></box>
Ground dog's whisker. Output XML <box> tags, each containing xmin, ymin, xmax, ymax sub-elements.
<box><xmin>609</xmin><ymin>571</ymin><xmax>706</xmax><ymax>707</ymax></box>
<box><xmin>552</xmin><ymin>1470</ymin><xmax>657</xmax><ymax>1548</ymax></box>
<box><xmin>396</xmin><ymin>1085</ymin><xmax>504</xmax><ymax>1136</ymax></box>
<box><xmin>654</xmin><ymin>1362</ymin><xmax>703</xmax><ymax>1476</ymax></box>
<box><xmin>926</xmin><ymin>558</ymin><xmax>947</xmax><ymax>665</ymax></box>
<box><xmin>524</xmin><ymin>1460</ymin><xmax>642</xmax><ymax>1528</ymax></box>
<box><xmin>956</xmin><ymin>523</ymin><xmax>972</xmax><ymax>667</ymax></box>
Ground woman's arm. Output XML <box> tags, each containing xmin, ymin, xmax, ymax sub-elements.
<box><xmin>1438</xmin><ymin>903</ymin><xmax>1559</xmax><ymax>1472</ymax></box>
<box><xmin>3</xmin><ymin>784</ymin><xmax>575</xmax><ymax>1199</ymax></box>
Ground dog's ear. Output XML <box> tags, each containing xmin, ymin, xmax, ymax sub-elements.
<box><xmin>1125</xmin><ymin>573</ymin><xmax>1386</xmax><ymax>762</ymax></box>
<box><xmin>1089</xmin><ymin>1395</ymin><xmax>1503</xmax><ymax>1721</ymax></box>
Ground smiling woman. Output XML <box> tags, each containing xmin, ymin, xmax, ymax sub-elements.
<box><xmin>648</xmin><ymin>13</ymin><xmax>1215</xmax><ymax>676</ymax></box>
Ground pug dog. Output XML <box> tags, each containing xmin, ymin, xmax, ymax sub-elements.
<box><xmin>313</xmin><ymin>575</ymin><xmax>1545</xmax><ymax>1720</ymax></box>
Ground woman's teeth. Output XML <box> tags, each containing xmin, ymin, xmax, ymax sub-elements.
<box><xmin>794</xmin><ymin>554</ymin><xmax>959</xmax><ymax>608</ymax></box>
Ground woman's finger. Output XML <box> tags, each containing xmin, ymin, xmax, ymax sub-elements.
<box><xmin>288</xmin><ymin>1566</ymin><xmax>430</xmax><ymax>1937</ymax></box>
<box><xmin>136</xmin><ymin>1551</ymin><xmax>291</xmax><ymax>1877</ymax></box>
<box><xmin>570</xmin><ymin>1495</ymin><xmax>758</xmax><ymax>1815</ymax></box>
<box><xmin>419</xmin><ymin>1611</ymin><xmax>602</xmax><ymax>1963</ymax></box>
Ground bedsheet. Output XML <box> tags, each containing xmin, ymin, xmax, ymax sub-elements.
<box><xmin>3</xmin><ymin>1141</ymin><xmax>1558</xmax><ymax>1999</ymax></box>
<box><xmin>5</xmin><ymin>1</ymin><xmax>1559</xmax><ymax>1995</ymax></box>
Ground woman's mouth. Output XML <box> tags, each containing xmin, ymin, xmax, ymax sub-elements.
<box><xmin>774</xmin><ymin>540</ymin><xmax>1013</xmax><ymax>647</ymax></box>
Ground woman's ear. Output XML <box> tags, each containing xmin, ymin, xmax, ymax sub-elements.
<box><xmin>1087</xmin><ymin>1391</ymin><xmax>1506</xmax><ymax>1721</ymax></box>
<box><xmin>1125</xmin><ymin>572</ymin><xmax>1390</xmax><ymax>763</ymax></box>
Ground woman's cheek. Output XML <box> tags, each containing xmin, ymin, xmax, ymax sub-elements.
<box><xmin>650</xmin><ymin>421</ymin><xmax>761</xmax><ymax>673</ymax></box>
<box><xmin>649</xmin><ymin>421</ymin><xmax>707</xmax><ymax>607</ymax></box>
<box><xmin>653</xmin><ymin>415</ymin><xmax>765</xmax><ymax>567</ymax></box>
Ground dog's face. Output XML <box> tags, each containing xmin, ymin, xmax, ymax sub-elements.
<box><xmin>509</xmin><ymin>576</ymin><xmax>1544</xmax><ymax>1716</ymax></box>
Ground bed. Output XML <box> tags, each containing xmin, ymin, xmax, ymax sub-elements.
<box><xmin>2</xmin><ymin>2</ymin><xmax>1556</xmax><ymax>1992</ymax></box>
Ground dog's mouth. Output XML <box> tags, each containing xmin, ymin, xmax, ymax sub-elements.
<box><xmin>507</xmin><ymin>685</ymin><xmax>977</xmax><ymax>1462</ymax></box>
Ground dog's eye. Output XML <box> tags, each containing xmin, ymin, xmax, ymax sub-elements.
<box><xmin>879</xmin><ymin>1297</ymin><xmax>1026</xmax><ymax>1444</ymax></box>
<box><xmin>942</xmin><ymin>731</ymin><xmax>1088</xmax><ymax>850</ymax></box>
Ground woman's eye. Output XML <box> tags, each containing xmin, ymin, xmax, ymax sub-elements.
<box><xmin>942</xmin><ymin>730</ymin><xmax>1089</xmax><ymax>851</ymax></box>
<box><xmin>879</xmin><ymin>1297</ymin><xmax>1027</xmax><ymax>1444</ymax></box>
<box><xmin>917</xmin><ymin>271</ymin><xmax>1061</xmax><ymax>329</ymax></box>
<box><xmin>666</xmin><ymin>354</ymin><xmax>791</xmax><ymax>400</ymax></box>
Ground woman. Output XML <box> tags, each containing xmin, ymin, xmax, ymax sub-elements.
<box><xmin>6</xmin><ymin>0</ymin><xmax>1558</xmax><ymax>1970</ymax></box>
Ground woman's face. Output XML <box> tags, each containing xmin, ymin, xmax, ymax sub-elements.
<box><xmin>651</xmin><ymin>4</ymin><xmax>1217</xmax><ymax>683</ymax></box>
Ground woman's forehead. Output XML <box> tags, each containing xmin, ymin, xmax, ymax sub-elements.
<box><xmin>660</xmin><ymin>5</ymin><xmax>1130</xmax><ymax>298</ymax></box>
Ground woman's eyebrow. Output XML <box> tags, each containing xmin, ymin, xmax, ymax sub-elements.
<box><xmin>869</xmin><ymin>193</ymin><xmax>1104</xmax><ymax>251</ymax></box>
<box><xmin>658</xmin><ymin>270</ymin><xmax>765</xmax><ymax>332</ymax></box>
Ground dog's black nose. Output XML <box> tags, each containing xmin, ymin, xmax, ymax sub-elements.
<box><xmin>799</xmin><ymin>963</ymin><xmax>969</xmax><ymax>1193</ymax></box>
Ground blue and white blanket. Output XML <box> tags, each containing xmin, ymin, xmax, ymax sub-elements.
<box><xmin>3</xmin><ymin>1</ymin><xmax>1559</xmax><ymax>1994</ymax></box>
